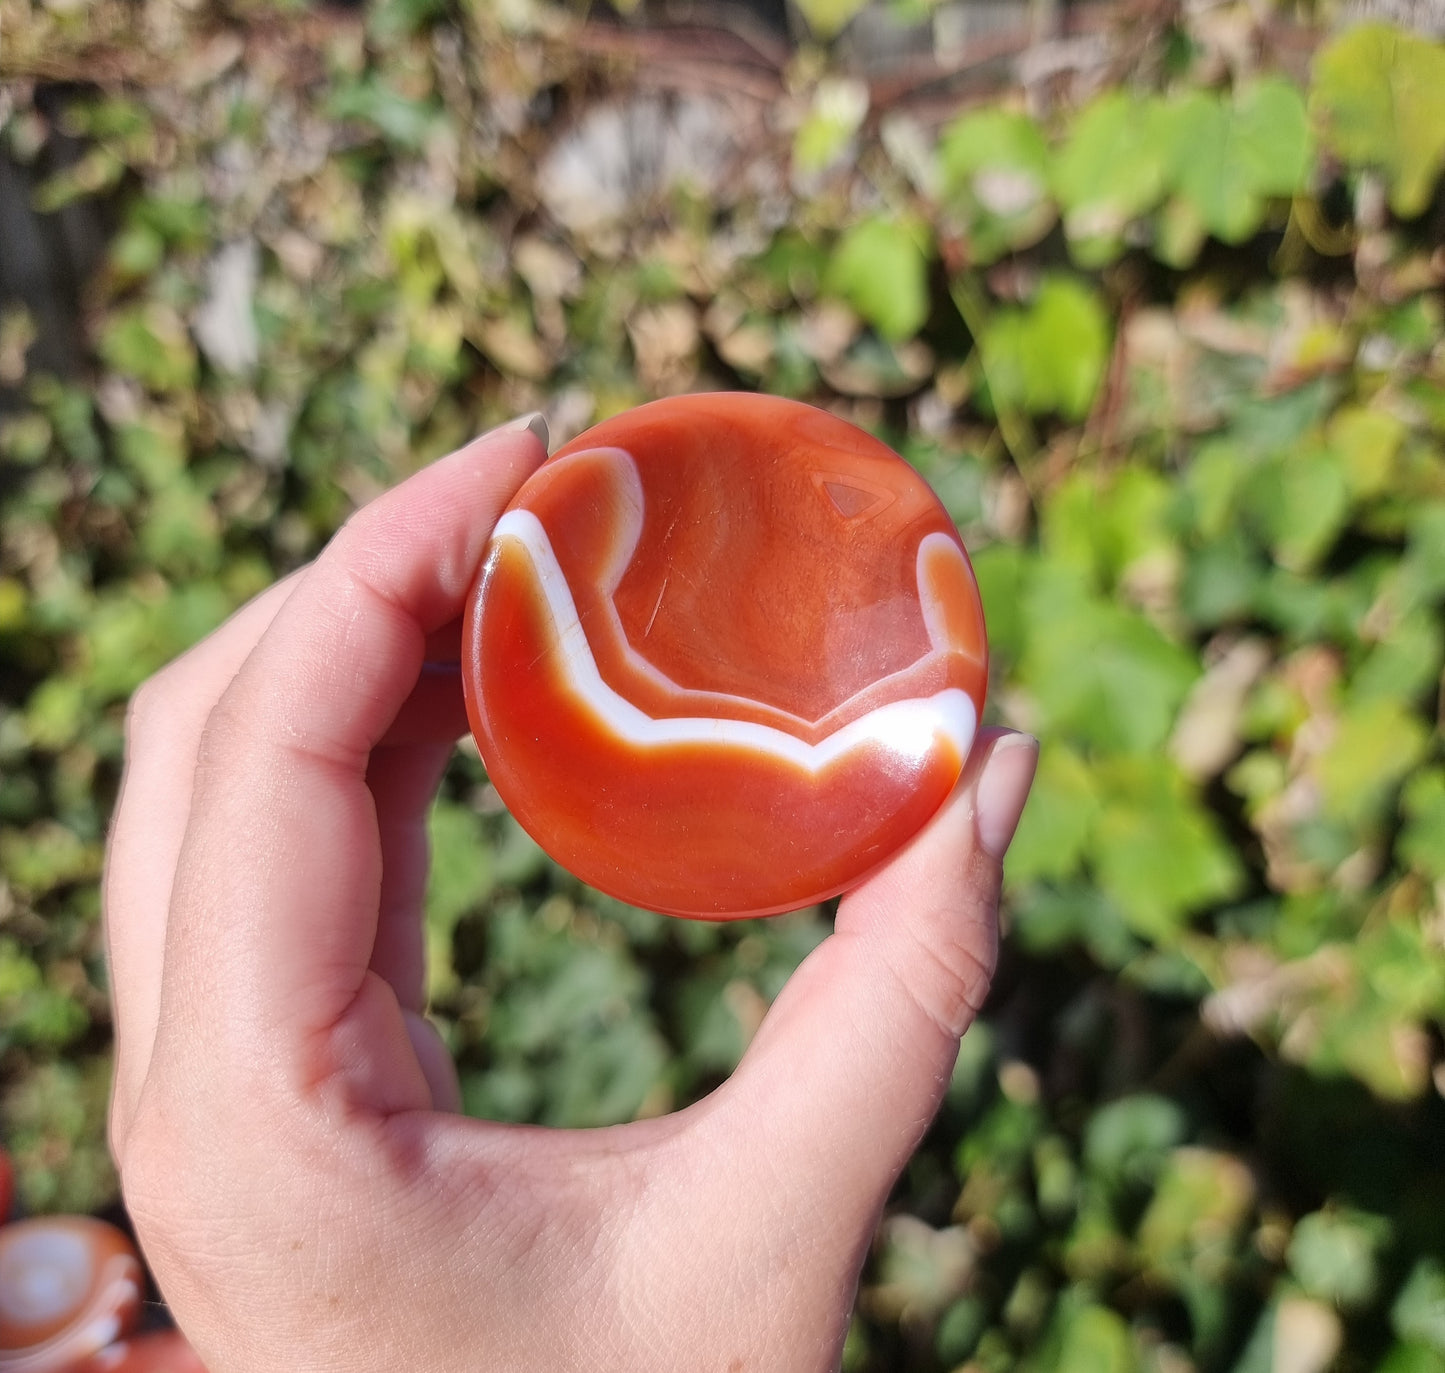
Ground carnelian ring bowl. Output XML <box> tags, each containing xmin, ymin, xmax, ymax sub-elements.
<box><xmin>463</xmin><ymin>394</ymin><xmax>988</xmax><ymax>918</ymax></box>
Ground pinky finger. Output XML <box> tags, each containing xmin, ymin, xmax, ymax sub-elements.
<box><xmin>104</xmin><ymin>571</ymin><xmax>305</xmax><ymax>1158</ymax></box>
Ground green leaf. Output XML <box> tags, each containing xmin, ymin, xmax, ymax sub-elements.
<box><xmin>937</xmin><ymin>1297</ymin><xmax>988</xmax><ymax>1364</ymax></box>
<box><xmin>1234</xmin><ymin>1290</ymin><xmax>1287</xmax><ymax>1373</ymax></box>
<box><xmin>367</xmin><ymin>0</ymin><xmax>450</xmax><ymax>40</ymax></box>
<box><xmin>0</xmin><ymin>822</ymin><xmax>100</xmax><ymax>895</ymax></box>
<box><xmin>1329</xmin><ymin>405</ymin><xmax>1405</xmax><ymax>497</ymax></box>
<box><xmin>31</xmin><ymin>147</ymin><xmax>125</xmax><ymax>211</ymax></box>
<box><xmin>1042</xmin><ymin>466</ymin><xmax>1177</xmax><ymax>590</ymax></box>
<box><xmin>947</xmin><ymin>1020</ymin><xmax>997</xmax><ymax>1112</ymax></box>
<box><xmin>1091</xmin><ymin>756</ymin><xmax>1243</xmax><ymax>939</ymax></box>
<box><xmin>791</xmin><ymin>0</ymin><xmax>868</xmax><ymax>38</ymax></box>
<box><xmin>1393</xmin><ymin>1259</ymin><xmax>1445</xmax><ymax>1353</ymax></box>
<box><xmin>1045</xmin><ymin>1296</ymin><xmax>1137</xmax><ymax>1373</ymax></box>
<box><xmin>3</xmin><ymin>981</ymin><xmax>89</xmax><ymax>1050</ymax></box>
<box><xmin>1162</xmin><ymin>82</ymin><xmax>1305</xmax><ymax>246</ymax></box>
<box><xmin>870</xmin><ymin>1218</ymin><xmax>975</xmax><ymax>1323</ymax></box>
<box><xmin>107</xmin><ymin>224</ymin><xmax>165</xmax><ymax>282</ymax></box>
<box><xmin>1054</xmin><ymin>90</ymin><xmax>1174</xmax><ymax>264</ymax></box>
<box><xmin>493</xmin><ymin>943</ymin><xmax>647</xmax><ymax>1055</ymax></box>
<box><xmin>139</xmin><ymin>479</ymin><xmax>222</xmax><ymax>577</ymax></box>
<box><xmin>97</xmin><ymin>304</ymin><xmax>198</xmax><ymax>393</ymax></box>
<box><xmin>1186</xmin><ymin>439</ymin><xmax>1251</xmax><ymax>541</ymax></box>
<box><xmin>980</xmin><ymin>275</ymin><xmax>1111</xmax><ymax>421</ymax></box>
<box><xmin>825</xmin><ymin>218</ymin><xmax>932</xmax><ymax>343</ymax></box>
<box><xmin>1166</xmin><ymin>93</ymin><xmax>1259</xmax><ymax>243</ymax></box>
<box><xmin>1154</xmin><ymin>193</ymin><xmax>1208</xmax><ymax>268</ymax></box>
<box><xmin>1063</xmin><ymin>1198</ymin><xmax>1133</xmax><ymax>1282</ymax></box>
<box><xmin>1155</xmin><ymin>80</ymin><xmax>1310</xmax><ymax>255</ymax></box>
<box><xmin>793</xmin><ymin>78</ymin><xmax>868</xmax><ymax>173</ymax></box>
<box><xmin>1083</xmin><ymin>1093</ymin><xmax>1187</xmax><ymax>1191</ymax></box>
<box><xmin>1315</xmin><ymin>697</ymin><xmax>1429</xmax><ymax>828</ymax></box>
<box><xmin>1002</xmin><ymin>1266</ymin><xmax>1053</xmax><ymax>1338</ymax></box>
<box><xmin>673</xmin><ymin>972</ymin><xmax>750</xmax><ymax>1078</ymax></box>
<box><xmin>1034</xmin><ymin>1135</ymin><xmax>1080</xmax><ymax>1222</ymax></box>
<box><xmin>1008</xmin><ymin>743</ymin><xmax>1098</xmax><ymax>885</ymax></box>
<box><xmin>1241</xmin><ymin>444</ymin><xmax>1351</xmax><ymax>571</ymax></box>
<box><xmin>1352</xmin><ymin>610</ymin><xmax>1443</xmax><ymax>706</ymax></box>
<box><xmin>1182</xmin><ymin>533</ymin><xmax>1267</xmax><ymax>627</ymax></box>
<box><xmin>132</xmin><ymin>188</ymin><xmax>210</xmax><ymax>249</ymax></box>
<box><xmin>1400</xmin><ymin>504</ymin><xmax>1445</xmax><ymax>611</ymax></box>
<box><xmin>1138</xmin><ymin>1149</ymin><xmax>1254</xmax><ymax>1280</ymax></box>
<box><xmin>541</xmin><ymin>1017</ymin><xmax>668</xmax><ymax>1127</ymax></box>
<box><xmin>1379</xmin><ymin>1343</ymin><xmax>1445</xmax><ymax>1373</ymax></box>
<box><xmin>1232</xmin><ymin>77</ymin><xmax>1313</xmax><ymax>198</ymax></box>
<box><xmin>958</xmin><ymin>1096</ymin><xmax>1046</xmax><ymax>1176</ymax></box>
<box><xmin>324</xmin><ymin>78</ymin><xmax>442</xmax><ymax>151</ymax></box>
<box><xmin>1399</xmin><ymin>771</ymin><xmax>1445</xmax><ymax>880</ymax></box>
<box><xmin>1</xmin><ymin>1058</ymin><xmax>117</xmax><ymax>1214</ymax></box>
<box><xmin>24</xmin><ymin>678</ymin><xmax>85</xmax><ymax>752</ymax></box>
<box><xmin>1306</xmin><ymin>993</ymin><xmax>1438</xmax><ymax>1100</ymax></box>
<box><xmin>0</xmin><ymin>412</ymin><xmax>52</xmax><ymax>465</ymax></box>
<box><xmin>1020</xmin><ymin>561</ymin><xmax>1199</xmax><ymax>753</ymax></box>
<box><xmin>81</xmin><ymin>583</ymin><xmax>233</xmax><ymax>702</ymax></box>
<box><xmin>1013</xmin><ymin>887</ymin><xmax>1142</xmax><ymax>967</ymax></box>
<box><xmin>0</xmin><ymin>941</ymin><xmax>42</xmax><ymax>1002</ymax></box>
<box><xmin>461</xmin><ymin>1064</ymin><xmax>538</xmax><ymax>1123</ymax></box>
<box><xmin>970</xmin><ymin>543</ymin><xmax>1026</xmax><ymax>663</ymax></box>
<box><xmin>937</xmin><ymin>109</ymin><xmax>1054</xmax><ymax>264</ymax></box>
<box><xmin>426</xmin><ymin>800</ymin><xmax>494</xmax><ymax>995</ymax></box>
<box><xmin>0</xmin><ymin>578</ymin><xmax>26</xmax><ymax>634</ymax></box>
<box><xmin>116</xmin><ymin>414</ymin><xmax>187</xmax><ymax>491</ymax></box>
<box><xmin>1311</xmin><ymin>23</ymin><xmax>1445</xmax><ymax>217</ymax></box>
<box><xmin>1287</xmin><ymin>1208</ymin><xmax>1389</xmax><ymax>1310</ymax></box>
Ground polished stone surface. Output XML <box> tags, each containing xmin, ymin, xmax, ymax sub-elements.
<box><xmin>465</xmin><ymin>393</ymin><xmax>988</xmax><ymax>917</ymax></box>
<box><xmin>74</xmin><ymin>1330</ymin><xmax>208</xmax><ymax>1373</ymax></box>
<box><xmin>0</xmin><ymin>1218</ymin><xmax>142</xmax><ymax>1372</ymax></box>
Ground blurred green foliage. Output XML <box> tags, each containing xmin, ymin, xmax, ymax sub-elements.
<box><xmin>1</xmin><ymin>0</ymin><xmax>1444</xmax><ymax>1368</ymax></box>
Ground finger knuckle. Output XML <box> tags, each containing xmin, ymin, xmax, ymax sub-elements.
<box><xmin>107</xmin><ymin>1087</ymin><xmax>132</xmax><ymax>1175</ymax></box>
<box><xmin>190</xmin><ymin>691</ymin><xmax>245</xmax><ymax>778</ymax></box>
<box><xmin>119</xmin><ymin>1099</ymin><xmax>224</xmax><ymax>1301</ymax></box>
<box><xmin>123</xmin><ymin>671</ymin><xmax>178</xmax><ymax>757</ymax></box>
<box><xmin>893</xmin><ymin>901</ymin><xmax>999</xmax><ymax>1043</ymax></box>
<box><xmin>117</xmin><ymin>1102</ymin><xmax>180</xmax><ymax>1240</ymax></box>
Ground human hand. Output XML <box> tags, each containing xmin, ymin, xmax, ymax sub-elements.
<box><xmin>103</xmin><ymin>418</ymin><xmax>1037</xmax><ymax>1373</ymax></box>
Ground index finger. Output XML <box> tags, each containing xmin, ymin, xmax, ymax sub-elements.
<box><xmin>154</xmin><ymin>418</ymin><xmax>548</xmax><ymax>1095</ymax></box>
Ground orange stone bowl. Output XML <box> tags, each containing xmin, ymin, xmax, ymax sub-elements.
<box><xmin>463</xmin><ymin>393</ymin><xmax>988</xmax><ymax>918</ymax></box>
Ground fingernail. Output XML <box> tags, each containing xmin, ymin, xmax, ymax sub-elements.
<box><xmin>975</xmin><ymin>734</ymin><xmax>1038</xmax><ymax>861</ymax></box>
<box><xmin>505</xmin><ymin>411</ymin><xmax>550</xmax><ymax>451</ymax></box>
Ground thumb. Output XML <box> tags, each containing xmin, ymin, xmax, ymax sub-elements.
<box><xmin>716</xmin><ymin>728</ymin><xmax>1038</xmax><ymax>1241</ymax></box>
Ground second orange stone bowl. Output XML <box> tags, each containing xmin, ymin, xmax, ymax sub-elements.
<box><xmin>463</xmin><ymin>393</ymin><xmax>988</xmax><ymax>918</ymax></box>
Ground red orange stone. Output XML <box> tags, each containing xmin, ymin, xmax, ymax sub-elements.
<box><xmin>463</xmin><ymin>393</ymin><xmax>988</xmax><ymax>918</ymax></box>
<box><xmin>73</xmin><ymin>1330</ymin><xmax>207</xmax><ymax>1373</ymax></box>
<box><xmin>0</xmin><ymin>1217</ymin><xmax>142</xmax><ymax>1372</ymax></box>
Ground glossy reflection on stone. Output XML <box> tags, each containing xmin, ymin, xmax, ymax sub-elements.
<box><xmin>73</xmin><ymin>1330</ymin><xmax>208</xmax><ymax>1373</ymax></box>
<box><xmin>0</xmin><ymin>1218</ymin><xmax>143</xmax><ymax>1373</ymax></box>
<box><xmin>464</xmin><ymin>393</ymin><xmax>988</xmax><ymax>918</ymax></box>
